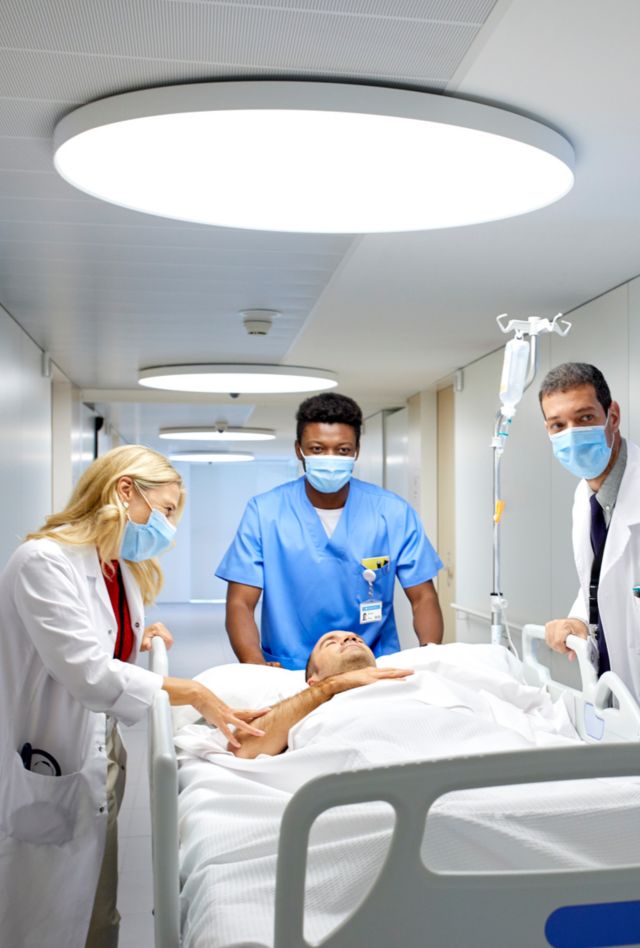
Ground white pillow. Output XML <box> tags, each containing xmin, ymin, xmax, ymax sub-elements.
<box><xmin>172</xmin><ymin>663</ymin><xmax>306</xmax><ymax>731</ymax></box>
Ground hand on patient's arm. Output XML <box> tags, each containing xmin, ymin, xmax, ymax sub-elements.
<box><xmin>230</xmin><ymin>666</ymin><xmax>413</xmax><ymax>759</ymax></box>
<box><xmin>405</xmin><ymin>580</ymin><xmax>444</xmax><ymax>645</ymax></box>
<box><xmin>545</xmin><ymin>618</ymin><xmax>588</xmax><ymax>660</ymax></box>
<box><xmin>225</xmin><ymin>582</ymin><xmax>280</xmax><ymax>665</ymax></box>
<box><xmin>162</xmin><ymin>677</ymin><xmax>267</xmax><ymax>748</ymax></box>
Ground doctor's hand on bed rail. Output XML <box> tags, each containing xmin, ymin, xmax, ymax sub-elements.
<box><xmin>545</xmin><ymin>618</ymin><xmax>588</xmax><ymax>660</ymax></box>
<box><xmin>140</xmin><ymin>621</ymin><xmax>174</xmax><ymax>652</ymax></box>
<box><xmin>230</xmin><ymin>631</ymin><xmax>413</xmax><ymax>758</ymax></box>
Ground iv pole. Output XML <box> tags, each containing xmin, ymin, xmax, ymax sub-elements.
<box><xmin>490</xmin><ymin>313</ymin><xmax>571</xmax><ymax>650</ymax></box>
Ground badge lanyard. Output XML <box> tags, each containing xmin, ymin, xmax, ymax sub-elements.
<box><xmin>360</xmin><ymin>567</ymin><xmax>382</xmax><ymax>624</ymax></box>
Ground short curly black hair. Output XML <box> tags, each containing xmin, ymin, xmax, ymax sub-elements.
<box><xmin>539</xmin><ymin>363</ymin><xmax>611</xmax><ymax>415</ymax></box>
<box><xmin>295</xmin><ymin>393</ymin><xmax>363</xmax><ymax>445</ymax></box>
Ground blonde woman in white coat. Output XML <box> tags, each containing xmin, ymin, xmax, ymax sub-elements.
<box><xmin>0</xmin><ymin>444</ymin><xmax>265</xmax><ymax>948</ymax></box>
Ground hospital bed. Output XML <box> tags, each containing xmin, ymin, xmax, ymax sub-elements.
<box><xmin>148</xmin><ymin>627</ymin><xmax>640</xmax><ymax>948</ymax></box>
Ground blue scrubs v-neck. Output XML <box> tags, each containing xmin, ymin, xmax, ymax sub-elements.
<box><xmin>216</xmin><ymin>476</ymin><xmax>442</xmax><ymax>669</ymax></box>
<box><xmin>299</xmin><ymin>476</ymin><xmax>351</xmax><ymax>555</ymax></box>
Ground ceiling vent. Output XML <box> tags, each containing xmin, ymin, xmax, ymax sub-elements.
<box><xmin>241</xmin><ymin>309</ymin><xmax>279</xmax><ymax>336</ymax></box>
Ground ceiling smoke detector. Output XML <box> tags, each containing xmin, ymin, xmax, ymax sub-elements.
<box><xmin>241</xmin><ymin>309</ymin><xmax>279</xmax><ymax>336</ymax></box>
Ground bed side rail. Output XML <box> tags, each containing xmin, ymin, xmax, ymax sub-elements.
<box><xmin>149</xmin><ymin>637</ymin><xmax>180</xmax><ymax>948</ymax></box>
<box><xmin>522</xmin><ymin>624</ymin><xmax>640</xmax><ymax>742</ymax></box>
<box><xmin>274</xmin><ymin>743</ymin><xmax>640</xmax><ymax>948</ymax></box>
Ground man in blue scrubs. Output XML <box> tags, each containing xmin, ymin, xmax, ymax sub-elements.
<box><xmin>216</xmin><ymin>393</ymin><xmax>444</xmax><ymax>669</ymax></box>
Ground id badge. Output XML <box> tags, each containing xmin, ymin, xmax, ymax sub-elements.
<box><xmin>360</xmin><ymin>600</ymin><xmax>382</xmax><ymax>624</ymax></box>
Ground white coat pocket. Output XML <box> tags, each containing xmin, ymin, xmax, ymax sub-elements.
<box><xmin>0</xmin><ymin>751</ymin><xmax>89</xmax><ymax>845</ymax></box>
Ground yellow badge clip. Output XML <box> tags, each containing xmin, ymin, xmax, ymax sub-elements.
<box><xmin>361</xmin><ymin>556</ymin><xmax>390</xmax><ymax>571</ymax></box>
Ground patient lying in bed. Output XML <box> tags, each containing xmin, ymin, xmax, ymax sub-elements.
<box><xmin>230</xmin><ymin>630</ymin><xmax>414</xmax><ymax>758</ymax></box>
<box><xmin>174</xmin><ymin>640</ymin><xmax>640</xmax><ymax>948</ymax></box>
<box><xmin>176</xmin><ymin>632</ymin><xmax>579</xmax><ymax>778</ymax></box>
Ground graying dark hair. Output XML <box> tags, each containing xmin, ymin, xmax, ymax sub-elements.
<box><xmin>538</xmin><ymin>363</ymin><xmax>611</xmax><ymax>414</ymax></box>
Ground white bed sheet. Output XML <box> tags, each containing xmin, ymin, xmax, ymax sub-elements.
<box><xmin>175</xmin><ymin>650</ymin><xmax>640</xmax><ymax>948</ymax></box>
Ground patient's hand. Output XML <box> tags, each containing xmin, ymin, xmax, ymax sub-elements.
<box><xmin>327</xmin><ymin>666</ymin><xmax>413</xmax><ymax>696</ymax></box>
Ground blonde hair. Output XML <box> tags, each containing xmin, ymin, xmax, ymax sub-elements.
<box><xmin>27</xmin><ymin>445</ymin><xmax>185</xmax><ymax>604</ymax></box>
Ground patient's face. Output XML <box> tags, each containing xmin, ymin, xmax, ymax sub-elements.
<box><xmin>308</xmin><ymin>631</ymin><xmax>376</xmax><ymax>683</ymax></box>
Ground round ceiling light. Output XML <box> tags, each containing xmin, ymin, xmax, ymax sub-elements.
<box><xmin>138</xmin><ymin>364</ymin><xmax>337</xmax><ymax>394</ymax></box>
<box><xmin>169</xmin><ymin>451</ymin><xmax>255</xmax><ymax>463</ymax></box>
<box><xmin>159</xmin><ymin>426</ymin><xmax>275</xmax><ymax>442</ymax></box>
<box><xmin>53</xmin><ymin>81</ymin><xmax>575</xmax><ymax>234</ymax></box>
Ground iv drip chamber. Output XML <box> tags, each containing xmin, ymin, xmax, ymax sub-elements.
<box><xmin>499</xmin><ymin>337</ymin><xmax>530</xmax><ymax>417</ymax></box>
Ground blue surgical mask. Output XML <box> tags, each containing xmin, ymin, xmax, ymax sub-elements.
<box><xmin>120</xmin><ymin>492</ymin><xmax>177</xmax><ymax>561</ymax></box>
<box><xmin>549</xmin><ymin>420</ymin><xmax>612</xmax><ymax>479</ymax></box>
<box><xmin>302</xmin><ymin>454</ymin><xmax>355</xmax><ymax>494</ymax></box>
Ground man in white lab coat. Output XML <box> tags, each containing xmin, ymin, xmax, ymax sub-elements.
<box><xmin>540</xmin><ymin>362</ymin><xmax>640</xmax><ymax>701</ymax></box>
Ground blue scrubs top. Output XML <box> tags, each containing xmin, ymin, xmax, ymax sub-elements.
<box><xmin>216</xmin><ymin>477</ymin><xmax>443</xmax><ymax>670</ymax></box>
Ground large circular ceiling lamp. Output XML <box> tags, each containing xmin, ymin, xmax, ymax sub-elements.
<box><xmin>53</xmin><ymin>82</ymin><xmax>574</xmax><ymax>234</ymax></box>
<box><xmin>138</xmin><ymin>364</ymin><xmax>337</xmax><ymax>394</ymax></box>
<box><xmin>159</xmin><ymin>426</ymin><xmax>275</xmax><ymax>441</ymax></box>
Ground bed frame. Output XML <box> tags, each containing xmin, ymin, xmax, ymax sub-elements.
<box><xmin>148</xmin><ymin>627</ymin><xmax>640</xmax><ymax>948</ymax></box>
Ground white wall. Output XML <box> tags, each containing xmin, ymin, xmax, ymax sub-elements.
<box><xmin>454</xmin><ymin>279</ymin><xmax>639</xmax><ymax>676</ymax></box>
<box><xmin>357</xmin><ymin>410</ymin><xmax>385</xmax><ymax>487</ymax></box>
<box><xmin>384</xmin><ymin>407</ymin><xmax>416</xmax><ymax>648</ymax></box>
<box><xmin>385</xmin><ymin>407</ymin><xmax>409</xmax><ymax>501</ymax></box>
<box><xmin>52</xmin><ymin>381</ymin><xmax>101</xmax><ymax>510</ymax></box>
<box><xmin>156</xmin><ymin>461</ymin><xmax>192</xmax><ymax>603</ymax></box>
<box><xmin>406</xmin><ymin>389</ymin><xmax>438</xmax><ymax>542</ymax></box>
<box><xmin>156</xmin><ymin>458</ymin><xmax>299</xmax><ymax>603</ymax></box>
<box><xmin>0</xmin><ymin>306</ymin><xmax>52</xmax><ymax>569</ymax></box>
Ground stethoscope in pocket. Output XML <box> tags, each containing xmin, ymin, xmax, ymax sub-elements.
<box><xmin>20</xmin><ymin>742</ymin><xmax>62</xmax><ymax>777</ymax></box>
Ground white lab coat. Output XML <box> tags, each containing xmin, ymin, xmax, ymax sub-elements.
<box><xmin>0</xmin><ymin>539</ymin><xmax>163</xmax><ymax>948</ymax></box>
<box><xmin>569</xmin><ymin>439</ymin><xmax>640</xmax><ymax>701</ymax></box>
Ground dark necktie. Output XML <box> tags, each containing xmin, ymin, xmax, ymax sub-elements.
<box><xmin>589</xmin><ymin>493</ymin><xmax>611</xmax><ymax>675</ymax></box>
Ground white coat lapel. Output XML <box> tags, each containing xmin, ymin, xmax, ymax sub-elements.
<box><xmin>602</xmin><ymin>443</ymin><xmax>640</xmax><ymax>580</ymax></box>
<box><xmin>78</xmin><ymin>546</ymin><xmax>116</xmax><ymax>628</ymax></box>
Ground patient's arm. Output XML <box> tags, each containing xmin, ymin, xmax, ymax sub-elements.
<box><xmin>230</xmin><ymin>666</ymin><xmax>413</xmax><ymax>758</ymax></box>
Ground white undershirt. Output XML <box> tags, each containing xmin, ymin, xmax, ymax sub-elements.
<box><xmin>314</xmin><ymin>506</ymin><xmax>343</xmax><ymax>538</ymax></box>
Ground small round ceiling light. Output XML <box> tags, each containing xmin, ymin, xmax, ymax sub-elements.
<box><xmin>53</xmin><ymin>81</ymin><xmax>575</xmax><ymax>234</ymax></box>
<box><xmin>138</xmin><ymin>364</ymin><xmax>337</xmax><ymax>394</ymax></box>
<box><xmin>159</xmin><ymin>426</ymin><xmax>276</xmax><ymax>442</ymax></box>
<box><xmin>169</xmin><ymin>451</ymin><xmax>255</xmax><ymax>463</ymax></box>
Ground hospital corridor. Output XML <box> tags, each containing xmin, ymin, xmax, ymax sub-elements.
<box><xmin>2</xmin><ymin>2</ymin><xmax>640</xmax><ymax>947</ymax></box>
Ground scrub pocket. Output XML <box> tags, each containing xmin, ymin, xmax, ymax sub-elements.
<box><xmin>0</xmin><ymin>750</ymin><xmax>89</xmax><ymax>845</ymax></box>
<box><xmin>354</xmin><ymin>560</ymin><xmax>394</xmax><ymax>605</ymax></box>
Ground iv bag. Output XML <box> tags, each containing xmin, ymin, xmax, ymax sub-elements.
<box><xmin>499</xmin><ymin>337</ymin><xmax>530</xmax><ymax>416</ymax></box>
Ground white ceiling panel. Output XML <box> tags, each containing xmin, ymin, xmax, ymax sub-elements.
<box><xmin>6</xmin><ymin>0</ymin><xmax>640</xmax><ymax>456</ymax></box>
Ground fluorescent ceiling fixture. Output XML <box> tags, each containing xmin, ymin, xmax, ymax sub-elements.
<box><xmin>138</xmin><ymin>364</ymin><xmax>337</xmax><ymax>394</ymax></box>
<box><xmin>159</xmin><ymin>426</ymin><xmax>275</xmax><ymax>442</ymax></box>
<box><xmin>53</xmin><ymin>81</ymin><xmax>575</xmax><ymax>234</ymax></box>
<box><xmin>170</xmin><ymin>451</ymin><xmax>254</xmax><ymax>463</ymax></box>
